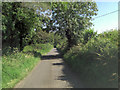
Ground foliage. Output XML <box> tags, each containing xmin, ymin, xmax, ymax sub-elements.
<box><xmin>51</xmin><ymin>2</ymin><xmax>98</xmax><ymax>48</ymax></box>
<box><xmin>31</xmin><ymin>31</ymin><xmax>54</xmax><ymax>44</ymax></box>
<box><xmin>2</xmin><ymin>2</ymin><xmax>37</xmax><ymax>50</ymax></box>
<box><xmin>23</xmin><ymin>43</ymin><xmax>53</xmax><ymax>55</ymax></box>
<box><xmin>82</xmin><ymin>29</ymin><xmax>97</xmax><ymax>44</ymax></box>
<box><xmin>53</xmin><ymin>34</ymin><xmax>67</xmax><ymax>48</ymax></box>
<box><xmin>2</xmin><ymin>51</ymin><xmax>40</xmax><ymax>88</ymax></box>
<box><xmin>21</xmin><ymin>2</ymin><xmax>51</xmax><ymax>12</ymax></box>
<box><xmin>2</xmin><ymin>2</ymin><xmax>118</xmax><ymax>88</ymax></box>
<box><xmin>62</xmin><ymin>30</ymin><xmax>118</xmax><ymax>88</ymax></box>
<box><xmin>2</xmin><ymin>2</ymin><xmax>52</xmax><ymax>51</ymax></box>
<box><xmin>98</xmin><ymin>30</ymin><xmax>118</xmax><ymax>45</ymax></box>
<box><xmin>0</xmin><ymin>60</ymin><xmax>1</xmax><ymax>89</ymax></box>
<box><xmin>2</xmin><ymin>43</ymin><xmax>53</xmax><ymax>88</ymax></box>
<box><xmin>2</xmin><ymin>2</ymin><xmax>54</xmax><ymax>88</ymax></box>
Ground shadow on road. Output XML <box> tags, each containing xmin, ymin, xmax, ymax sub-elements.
<box><xmin>41</xmin><ymin>54</ymin><xmax>61</xmax><ymax>60</ymax></box>
<box><xmin>42</xmin><ymin>48</ymin><xmax>84</xmax><ymax>88</ymax></box>
<box><xmin>52</xmin><ymin>60</ymin><xmax>84</xmax><ymax>88</ymax></box>
<box><xmin>52</xmin><ymin>62</ymin><xmax>63</xmax><ymax>65</ymax></box>
<box><xmin>24</xmin><ymin>51</ymin><xmax>42</xmax><ymax>58</ymax></box>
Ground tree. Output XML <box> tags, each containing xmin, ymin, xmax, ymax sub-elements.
<box><xmin>15</xmin><ymin>5</ymin><xmax>39</xmax><ymax>51</ymax></box>
<box><xmin>2</xmin><ymin>2</ymin><xmax>52</xmax><ymax>51</ymax></box>
<box><xmin>2</xmin><ymin>2</ymin><xmax>22</xmax><ymax>49</ymax></box>
<box><xmin>51</xmin><ymin>2</ymin><xmax>98</xmax><ymax>49</ymax></box>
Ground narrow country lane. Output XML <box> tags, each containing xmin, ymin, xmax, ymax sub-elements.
<box><xmin>15</xmin><ymin>48</ymin><xmax>84</xmax><ymax>88</ymax></box>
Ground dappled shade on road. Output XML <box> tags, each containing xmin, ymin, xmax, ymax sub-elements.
<box><xmin>15</xmin><ymin>48</ymin><xmax>84</xmax><ymax>88</ymax></box>
<box><xmin>41</xmin><ymin>54</ymin><xmax>61</xmax><ymax>60</ymax></box>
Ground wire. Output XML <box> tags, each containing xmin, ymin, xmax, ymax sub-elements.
<box><xmin>92</xmin><ymin>9</ymin><xmax>120</xmax><ymax>20</ymax></box>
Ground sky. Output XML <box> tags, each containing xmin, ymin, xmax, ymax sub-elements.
<box><xmin>91</xmin><ymin>1</ymin><xmax>119</xmax><ymax>34</ymax></box>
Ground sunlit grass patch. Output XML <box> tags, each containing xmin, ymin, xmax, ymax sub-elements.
<box><xmin>2</xmin><ymin>43</ymin><xmax>53</xmax><ymax>88</ymax></box>
<box><xmin>2</xmin><ymin>52</ymin><xmax>40</xmax><ymax>88</ymax></box>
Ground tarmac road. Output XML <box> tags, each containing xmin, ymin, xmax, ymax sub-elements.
<box><xmin>15</xmin><ymin>48</ymin><xmax>84</xmax><ymax>88</ymax></box>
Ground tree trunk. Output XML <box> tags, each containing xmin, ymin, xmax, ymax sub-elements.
<box><xmin>65</xmin><ymin>29</ymin><xmax>73</xmax><ymax>50</ymax></box>
<box><xmin>10</xmin><ymin>31</ymin><xmax>14</xmax><ymax>50</ymax></box>
<box><xmin>19</xmin><ymin>34</ymin><xmax>23</xmax><ymax>51</ymax></box>
<box><xmin>19</xmin><ymin>21</ymin><xmax>24</xmax><ymax>51</ymax></box>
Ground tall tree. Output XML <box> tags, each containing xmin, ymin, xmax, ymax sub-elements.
<box><xmin>2</xmin><ymin>2</ymin><xmax>53</xmax><ymax>51</ymax></box>
<box><xmin>2</xmin><ymin>2</ymin><xmax>41</xmax><ymax>50</ymax></box>
<box><xmin>2</xmin><ymin>2</ymin><xmax>22</xmax><ymax>49</ymax></box>
<box><xmin>51</xmin><ymin>2</ymin><xmax>98</xmax><ymax>48</ymax></box>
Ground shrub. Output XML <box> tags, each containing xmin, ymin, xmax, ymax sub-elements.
<box><xmin>64</xmin><ymin>35</ymin><xmax>118</xmax><ymax>88</ymax></box>
<box><xmin>98</xmin><ymin>30</ymin><xmax>118</xmax><ymax>45</ymax></box>
<box><xmin>23</xmin><ymin>43</ymin><xmax>53</xmax><ymax>55</ymax></box>
<box><xmin>83</xmin><ymin>29</ymin><xmax>97</xmax><ymax>44</ymax></box>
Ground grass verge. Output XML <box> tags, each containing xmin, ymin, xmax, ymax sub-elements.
<box><xmin>2</xmin><ymin>43</ymin><xmax>53</xmax><ymax>88</ymax></box>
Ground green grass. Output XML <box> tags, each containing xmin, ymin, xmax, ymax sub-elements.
<box><xmin>2</xmin><ymin>43</ymin><xmax>53</xmax><ymax>88</ymax></box>
<box><xmin>0</xmin><ymin>60</ymin><xmax>2</xmax><ymax>89</ymax></box>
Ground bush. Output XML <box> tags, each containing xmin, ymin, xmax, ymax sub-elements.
<box><xmin>23</xmin><ymin>43</ymin><xmax>53</xmax><ymax>55</ymax></box>
<box><xmin>83</xmin><ymin>29</ymin><xmax>97</xmax><ymax>44</ymax></box>
<box><xmin>98</xmin><ymin>30</ymin><xmax>118</xmax><ymax>45</ymax></box>
<box><xmin>63</xmin><ymin>34</ymin><xmax>118</xmax><ymax>88</ymax></box>
<box><xmin>57</xmin><ymin>40</ymin><xmax>68</xmax><ymax>55</ymax></box>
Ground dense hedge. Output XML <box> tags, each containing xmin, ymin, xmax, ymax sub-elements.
<box><xmin>60</xmin><ymin>30</ymin><xmax>118</xmax><ymax>88</ymax></box>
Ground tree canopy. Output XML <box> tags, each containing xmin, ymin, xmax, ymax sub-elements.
<box><xmin>2</xmin><ymin>2</ymin><xmax>52</xmax><ymax>51</ymax></box>
<box><xmin>51</xmin><ymin>2</ymin><xmax>98</xmax><ymax>48</ymax></box>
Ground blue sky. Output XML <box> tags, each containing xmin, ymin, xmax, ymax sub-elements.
<box><xmin>91</xmin><ymin>1</ymin><xmax>119</xmax><ymax>33</ymax></box>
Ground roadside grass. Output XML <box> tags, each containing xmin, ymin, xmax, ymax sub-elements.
<box><xmin>0</xmin><ymin>60</ymin><xmax>2</xmax><ymax>89</ymax></box>
<box><xmin>2</xmin><ymin>43</ymin><xmax>53</xmax><ymax>88</ymax></box>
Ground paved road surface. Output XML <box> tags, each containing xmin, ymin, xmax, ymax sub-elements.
<box><xmin>15</xmin><ymin>48</ymin><xmax>84</xmax><ymax>88</ymax></box>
